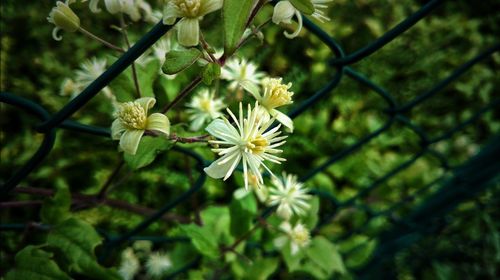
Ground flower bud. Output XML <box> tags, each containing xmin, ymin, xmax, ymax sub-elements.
<box><xmin>105</xmin><ymin>0</ymin><xmax>123</xmax><ymax>14</ymax></box>
<box><xmin>272</xmin><ymin>1</ymin><xmax>296</xmax><ymax>25</ymax></box>
<box><xmin>47</xmin><ymin>1</ymin><xmax>80</xmax><ymax>32</ymax></box>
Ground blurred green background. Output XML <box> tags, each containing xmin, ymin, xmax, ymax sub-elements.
<box><xmin>1</xmin><ymin>0</ymin><xmax>499</xmax><ymax>279</ymax></box>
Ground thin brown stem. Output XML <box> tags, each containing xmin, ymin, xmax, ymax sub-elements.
<box><xmin>223</xmin><ymin>218</ymin><xmax>265</xmax><ymax>252</ymax></box>
<box><xmin>12</xmin><ymin>187</ymin><xmax>191</xmax><ymax>223</ymax></box>
<box><xmin>169</xmin><ymin>133</ymin><xmax>210</xmax><ymax>143</ymax></box>
<box><xmin>79</xmin><ymin>27</ymin><xmax>125</xmax><ymax>53</ymax></box>
<box><xmin>97</xmin><ymin>159</ymin><xmax>125</xmax><ymax>199</ymax></box>
<box><xmin>199</xmin><ymin>32</ymin><xmax>218</xmax><ymax>64</ymax></box>
<box><xmin>0</xmin><ymin>200</ymin><xmax>42</xmax><ymax>208</ymax></box>
<box><xmin>119</xmin><ymin>14</ymin><xmax>142</xmax><ymax>98</ymax></box>
<box><xmin>161</xmin><ymin>76</ymin><xmax>203</xmax><ymax>113</ymax></box>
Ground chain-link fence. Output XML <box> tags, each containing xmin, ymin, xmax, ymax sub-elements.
<box><xmin>1</xmin><ymin>0</ymin><xmax>499</xmax><ymax>278</ymax></box>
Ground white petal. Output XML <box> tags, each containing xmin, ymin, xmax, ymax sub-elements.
<box><xmin>206</xmin><ymin>119</ymin><xmax>239</xmax><ymax>143</ymax></box>
<box><xmin>177</xmin><ymin>18</ymin><xmax>200</xmax><ymax>47</ymax></box>
<box><xmin>284</xmin><ymin>10</ymin><xmax>303</xmax><ymax>39</ymax></box>
<box><xmin>204</xmin><ymin>152</ymin><xmax>240</xmax><ymax>179</ymax></box>
<box><xmin>119</xmin><ymin>129</ymin><xmax>145</xmax><ymax>155</ymax></box>
<box><xmin>271</xmin><ymin>109</ymin><xmax>294</xmax><ymax>132</ymax></box>
<box><xmin>111</xmin><ymin>119</ymin><xmax>126</xmax><ymax>140</ymax></box>
<box><xmin>163</xmin><ymin>2</ymin><xmax>180</xmax><ymax>25</ymax></box>
<box><xmin>146</xmin><ymin>113</ymin><xmax>170</xmax><ymax>135</ymax></box>
<box><xmin>240</xmin><ymin>80</ymin><xmax>261</xmax><ymax>100</ymax></box>
<box><xmin>200</xmin><ymin>0</ymin><xmax>223</xmax><ymax>16</ymax></box>
<box><xmin>136</xmin><ymin>97</ymin><xmax>156</xmax><ymax>114</ymax></box>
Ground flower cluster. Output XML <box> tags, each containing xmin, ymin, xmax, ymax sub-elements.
<box><xmin>46</xmin><ymin>0</ymin><xmax>335</xmax><ymax>270</ymax></box>
<box><xmin>117</xmin><ymin>242</ymin><xmax>173</xmax><ymax>280</ymax></box>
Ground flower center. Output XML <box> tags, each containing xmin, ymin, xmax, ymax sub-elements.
<box><xmin>199</xmin><ymin>98</ymin><xmax>212</xmax><ymax>112</ymax></box>
<box><xmin>174</xmin><ymin>0</ymin><xmax>201</xmax><ymax>18</ymax></box>
<box><xmin>291</xmin><ymin>227</ymin><xmax>310</xmax><ymax>246</ymax></box>
<box><xmin>118</xmin><ymin>102</ymin><xmax>147</xmax><ymax>130</ymax></box>
<box><xmin>246</xmin><ymin>136</ymin><xmax>268</xmax><ymax>154</ymax></box>
<box><xmin>262</xmin><ymin>78</ymin><xmax>293</xmax><ymax>109</ymax></box>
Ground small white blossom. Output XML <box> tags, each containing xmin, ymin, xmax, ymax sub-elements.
<box><xmin>145</xmin><ymin>252</ymin><xmax>172</xmax><ymax>278</ymax></box>
<box><xmin>204</xmin><ymin>102</ymin><xmax>288</xmax><ymax>190</ymax></box>
<box><xmin>118</xmin><ymin>248</ymin><xmax>140</xmax><ymax>280</ymax></box>
<box><xmin>242</xmin><ymin>77</ymin><xmax>294</xmax><ymax>132</ymax></box>
<box><xmin>221</xmin><ymin>57</ymin><xmax>266</xmax><ymax>92</ymax></box>
<box><xmin>111</xmin><ymin>97</ymin><xmax>170</xmax><ymax>155</ymax></box>
<box><xmin>268</xmin><ymin>172</ymin><xmax>311</xmax><ymax>220</ymax></box>
<box><xmin>73</xmin><ymin>57</ymin><xmax>115</xmax><ymax>101</ymax></box>
<box><xmin>163</xmin><ymin>0</ymin><xmax>223</xmax><ymax>46</ymax></box>
<box><xmin>274</xmin><ymin>221</ymin><xmax>311</xmax><ymax>255</ymax></box>
<box><xmin>272</xmin><ymin>0</ymin><xmax>332</xmax><ymax>39</ymax></box>
<box><xmin>186</xmin><ymin>89</ymin><xmax>225</xmax><ymax>131</ymax></box>
<box><xmin>85</xmin><ymin>0</ymin><xmax>153</xmax><ymax>21</ymax></box>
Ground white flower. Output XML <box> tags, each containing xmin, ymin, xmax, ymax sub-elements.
<box><xmin>85</xmin><ymin>0</ymin><xmax>153</xmax><ymax>21</ymax></box>
<box><xmin>204</xmin><ymin>102</ymin><xmax>288</xmax><ymax>190</ymax></box>
<box><xmin>111</xmin><ymin>97</ymin><xmax>170</xmax><ymax>155</ymax></box>
<box><xmin>186</xmin><ymin>89</ymin><xmax>225</xmax><ymax>131</ymax></box>
<box><xmin>221</xmin><ymin>57</ymin><xmax>266</xmax><ymax>92</ymax></box>
<box><xmin>272</xmin><ymin>0</ymin><xmax>332</xmax><ymax>39</ymax></box>
<box><xmin>242</xmin><ymin>77</ymin><xmax>294</xmax><ymax>132</ymax></box>
<box><xmin>60</xmin><ymin>78</ymin><xmax>78</xmax><ymax>97</ymax></box>
<box><xmin>47</xmin><ymin>0</ymin><xmax>80</xmax><ymax>41</ymax></box>
<box><xmin>118</xmin><ymin>248</ymin><xmax>140</xmax><ymax>280</ymax></box>
<box><xmin>74</xmin><ymin>57</ymin><xmax>116</xmax><ymax>101</ymax></box>
<box><xmin>163</xmin><ymin>0</ymin><xmax>223</xmax><ymax>46</ymax></box>
<box><xmin>274</xmin><ymin>221</ymin><xmax>311</xmax><ymax>255</ymax></box>
<box><xmin>268</xmin><ymin>172</ymin><xmax>311</xmax><ymax>220</ymax></box>
<box><xmin>145</xmin><ymin>252</ymin><xmax>172</xmax><ymax>278</ymax></box>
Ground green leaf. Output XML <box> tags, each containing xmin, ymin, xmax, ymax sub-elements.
<box><xmin>302</xmin><ymin>196</ymin><xmax>319</xmax><ymax>229</ymax></box>
<box><xmin>124</xmin><ymin>136</ymin><xmax>174</xmax><ymax>170</ymax></box>
<box><xmin>289</xmin><ymin>0</ymin><xmax>315</xmax><ymax>15</ymax></box>
<box><xmin>200</xmin><ymin>206</ymin><xmax>233</xmax><ymax>244</ymax></box>
<box><xmin>281</xmin><ymin>239</ymin><xmax>305</xmax><ymax>271</ymax></box>
<box><xmin>46</xmin><ymin>218</ymin><xmax>121</xmax><ymax>280</ymax></box>
<box><xmin>305</xmin><ymin>236</ymin><xmax>346</xmax><ymax>276</ymax></box>
<box><xmin>202</xmin><ymin>62</ymin><xmax>221</xmax><ymax>86</ymax></box>
<box><xmin>5</xmin><ymin>245</ymin><xmax>71</xmax><ymax>280</ymax></box>
<box><xmin>229</xmin><ymin>191</ymin><xmax>257</xmax><ymax>238</ymax></box>
<box><xmin>180</xmin><ymin>224</ymin><xmax>219</xmax><ymax>259</ymax></box>
<box><xmin>243</xmin><ymin>258</ymin><xmax>279</xmax><ymax>280</ymax></box>
<box><xmin>137</xmin><ymin>59</ymin><xmax>160</xmax><ymax>98</ymax></box>
<box><xmin>41</xmin><ymin>180</ymin><xmax>71</xmax><ymax>225</ymax></box>
<box><xmin>162</xmin><ymin>49</ymin><xmax>202</xmax><ymax>75</ymax></box>
<box><xmin>109</xmin><ymin>68</ymin><xmax>135</xmax><ymax>102</ymax></box>
<box><xmin>223</xmin><ymin>0</ymin><xmax>254</xmax><ymax>55</ymax></box>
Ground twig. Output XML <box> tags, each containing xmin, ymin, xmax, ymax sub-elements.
<box><xmin>161</xmin><ymin>76</ymin><xmax>203</xmax><ymax>113</ymax></box>
<box><xmin>119</xmin><ymin>14</ymin><xmax>142</xmax><ymax>98</ymax></box>
<box><xmin>199</xmin><ymin>32</ymin><xmax>218</xmax><ymax>64</ymax></box>
<box><xmin>79</xmin><ymin>27</ymin><xmax>125</xmax><ymax>53</ymax></box>
<box><xmin>0</xmin><ymin>200</ymin><xmax>42</xmax><ymax>208</ymax></box>
<box><xmin>97</xmin><ymin>159</ymin><xmax>125</xmax><ymax>199</ymax></box>
<box><xmin>12</xmin><ymin>186</ymin><xmax>191</xmax><ymax>223</ymax></box>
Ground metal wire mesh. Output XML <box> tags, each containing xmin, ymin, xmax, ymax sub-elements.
<box><xmin>1</xmin><ymin>0</ymin><xmax>499</xmax><ymax>277</ymax></box>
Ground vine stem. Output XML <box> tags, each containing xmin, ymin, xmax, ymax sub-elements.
<box><xmin>13</xmin><ymin>186</ymin><xmax>191</xmax><ymax>223</ymax></box>
<box><xmin>119</xmin><ymin>14</ymin><xmax>142</xmax><ymax>98</ymax></box>
<box><xmin>199</xmin><ymin>32</ymin><xmax>218</xmax><ymax>64</ymax></box>
<box><xmin>169</xmin><ymin>133</ymin><xmax>210</xmax><ymax>143</ymax></box>
<box><xmin>97</xmin><ymin>159</ymin><xmax>125</xmax><ymax>199</ymax></box>
<box><xmin>79</xmin><ymin>27</ymin><xmax>125</xmax><ymax>53</ymax></box>
<box><xmin>161</xmin><ymin>75</ymin><xmax>203</xmax><ymax>113</ymax></box>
